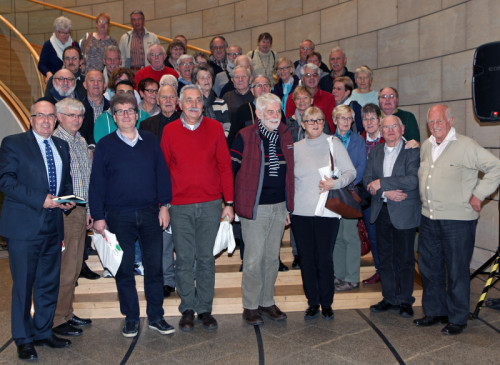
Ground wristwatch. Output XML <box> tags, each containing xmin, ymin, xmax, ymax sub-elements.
<box><xmin>225</xmin><ymin>202</ymin><xmax>234</xmax><ymax>207</ymax></box>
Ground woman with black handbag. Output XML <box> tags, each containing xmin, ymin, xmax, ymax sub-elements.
<box><xmin>291</xmin><ymin>107</ymin><xmax>355</xmax><ymax>320</ymax></box>
<box><xmin>332</xmin><ymin>105</ymin><xmax>367</xmax><ymax>291</ymax></box>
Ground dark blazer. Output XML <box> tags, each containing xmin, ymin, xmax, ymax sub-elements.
<box><xmin>0</xmin><ymin>130</ymin><xmax>73</xmax><ymax>241</ymax></box>
<box><xmin>363</xmin><ymin>141</ymin><xmax>420</xmax><ymax>230</ymax></box>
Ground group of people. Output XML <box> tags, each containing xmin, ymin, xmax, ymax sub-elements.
<box><xmin>1</xmin><ymin>9</ymin><xmax>499</xmax><ymax>362</ymax></box>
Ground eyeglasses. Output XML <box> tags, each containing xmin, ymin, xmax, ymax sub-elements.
<box><xmin>300</xmin><ymin>47</ymin><xmax>313</xmax><ymax>51</ymax></box>
<box><xmin>63</xmin><ymin>56</ymin><xmax>79</xmax><ymax>62</ymax></box>
<box><xmin>253</xmin><ymin>83</ymin><xmax>271</xmax><ymax>89</ymax></box>
<box><xmin>213</xmin><ymin>46</ymin><xmax>226</xmax><ymax>51</ymax></box>
<box><xmin>336</xmin><ymin>116</ymin><xmax>353</xmax><ymax>122</ymax></box>
<box><xmin>53</xmin><ymin>76</ymin><xmax>76</xmax><ymax>83</ymax></box>
<box><xmin>98</xmin><ymin>20</ymin><xmax>109</xmax><ymax>24</ymax></box>
<box><xmin>144</xmin><ymin>88</ymin><xmax>158</xmax><ymax>94</ymax></box>
<box><xmin>31</xmin><ymin>113</ymin><xmax>57</xmax><ymax>121</ymax></box>
<box><xmin>180</xmin><ymin>62</ymin><xmax>194</xmax><ymax>67</ymax></box>
<box><xmin>150</xmin><ymin>53</ymin><xmax>165</xmax><ymax>58</ymax></box>
<box><xmin>379</xmin><ymin>94</ymin><xmax>397</xmax><ymax>100</ymax></box>
<box><xmin>382</xmin><ymin>124</ymin><xmax>401</xmax><ymax>130</ymax></box>
<box><xmin>60</xmin><ymin>113</ymin><xmax>84</xmax><ymax>119</ymax></box>
<box><xmin>114</xmin><ymin>108</ymin><xmax>136</xmax><ymax>116</ymax></box>
<box><xmin>362</xmin><ymin>117</ymin><xmax>379</xmax><ymax>123</ymax></box>
<box><xmin>277</xmin><ymin>66</ymin><xmax>292</xmax><ymax>72</ymax></box>
<box><xmin>304</xmin><ymin>119</ymin><xmax>325</xmax><ymax>125</ymax></box>
<box><xmin>304</xmin><ymin>73</ymin><xmax>319</xmax><ymax>78</ymax></box>
<box><xmin>228</xmin><ymin>52</ymin><xmax>241</xmax><ymax>57</ymax></box>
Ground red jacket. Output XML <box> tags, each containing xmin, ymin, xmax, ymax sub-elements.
<box><xmin>232</xmin><ymin>122</ymin><xmax>294</xmax><ymax>219</ymax></box>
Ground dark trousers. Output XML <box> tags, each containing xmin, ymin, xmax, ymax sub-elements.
<box><xmin>9</xmin><ymin>210</ymin><xmax>61</xmax><ymax>345</ymax></box>
<box><xmin>418</xmin><ymin>215</ymin><xmax>477</xmax><ymax>325</ymax></box>
<box><xmin>291</xmin><ymin>215</ymin><xmax>340</xmax><ymax>307</ymax></box>
<box><xmin>362</xmin><ymin>206</ymin><xmax>379</xmax><ymax>269</ymax></box>
<box><xmin>107</xmin><ymin>205</ymin><xmax>164</xmax><ymax>323</ymax></box>
<box><xmin>375</xmin><ymin>205</ymin><xmax>416</xmax><ymax>305</ymax></box>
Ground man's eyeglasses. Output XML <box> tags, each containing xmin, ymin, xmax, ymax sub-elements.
<box><xmin>60</xmin><ymin>113</ymin><xmax>84</xmax><ymax>119</ymax></box>
<box><xmin>31</xmin><ymin>113</ymin><xmax>56</xmax><ymax>121</ymax></box>
<box><xmin>53</xmin><ymin>77</ymin><xmax>76</xmax><ymax>83</ymax></box>
<box><xmin>114</xmin><ymin>108</ymin><xmax>136</xmax><ymax>116</ymax></box>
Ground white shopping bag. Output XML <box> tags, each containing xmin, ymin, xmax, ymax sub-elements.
<box><xmin>213</xmin><ymin>216</ymin><xmax>236</xmax><ymax>256</ymax></box>
<box><xmin>92</xmin><ymin>230</ymin><xmax>123</xmax><ymax>276</ymax></box>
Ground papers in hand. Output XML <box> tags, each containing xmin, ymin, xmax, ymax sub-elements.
<box><xmin>53</xmin><ymin>195</ymin><xmax>86</xmax><ymax>204</ymax></box>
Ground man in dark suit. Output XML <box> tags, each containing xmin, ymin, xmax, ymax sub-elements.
<box><xmin>363</xmin><ymin>115</ymin><xmax>421</xmax><ymax>318</ymax></box>
<box><xmin>0</xmin><ymin>99</ymin><xmax>75</xmax><ymax>360</ymax></box>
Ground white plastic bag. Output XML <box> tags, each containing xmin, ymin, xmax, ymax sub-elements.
<box><xmin>213</xmin><ymin>216</ymin><xmax>236</xmax><ymax>256</ymax></box>
<box><xmin>92</xmin><ymin>230</ymin><xmax>123</xmax><ymax>276</ymax></box>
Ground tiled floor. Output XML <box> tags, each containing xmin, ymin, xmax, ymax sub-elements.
<box><xmin>0</xmin><ymin>257</ymin><xmax>498</xmax><ymax>364</ymax></box>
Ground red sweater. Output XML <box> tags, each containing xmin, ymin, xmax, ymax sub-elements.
<box><xmin>161</xmin><ymin>117</ymin><xmax>234</xmax><ymax>205</ymax></box>
<box><xmin>285</xmin><ymin>89</ymin><xmax>336</xmax><ymax>132</ymax></box>
<box><xmin>135</xmin><ymin>65</ymin><xmax>179</xmax><ymax>89</ymax></box>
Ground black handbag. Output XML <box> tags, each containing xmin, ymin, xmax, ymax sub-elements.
<box><xmin>324</xmin><ymin>153</ymin><xmax>363</xmax><ymax>218</ymax></box>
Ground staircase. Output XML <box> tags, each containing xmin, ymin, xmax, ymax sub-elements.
<box><xmin>74</xmin><ymin>230</ymin><xmax>423</xmax><ymax>318</ymax></box>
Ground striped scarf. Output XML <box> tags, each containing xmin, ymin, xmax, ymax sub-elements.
<box><xmin>258</xmin><ymin>120</ymin><xmax>280</xmax><ymax>177</ymax></box>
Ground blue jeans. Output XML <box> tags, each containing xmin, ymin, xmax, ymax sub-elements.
<box><xmin>170</xmin><ymin>199</ymin><xmax>221</xmax><ymax>314</ymax></box>
<box><xmin>106</xmin><ymin>205</ymin><xmax>164</xmax><ymax>323</ymax></box>
<box><xmin>418</xmin><ymin>215</ymin><xmax>477</xmax><ymax>325</ymax></box>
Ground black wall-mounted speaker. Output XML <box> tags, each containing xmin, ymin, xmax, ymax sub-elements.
<box><xmin>472</xmin><ymin>41</ymin><xmax>500</xmax><ymax>122</ymax></box>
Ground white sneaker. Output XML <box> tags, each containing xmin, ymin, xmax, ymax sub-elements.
<box><xmin>134</xmin><ymin>263</ymin><xmax>144</xmax><ymax>276</ymax></box>
<box><xmin>102</xmin><ymin>269</ymin><xmax>113</xmax><ymax>278</ymax></box>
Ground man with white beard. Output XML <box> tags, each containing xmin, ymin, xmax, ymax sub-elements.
<box><xmin>46</xmin><ymin>68</ymin><xmax>78</xmax><ymax>104</ymax></box>
<box><xmin>231</xmin><ymin>93</ymin><xmax>295</xmax><ymax>326</ymax></box>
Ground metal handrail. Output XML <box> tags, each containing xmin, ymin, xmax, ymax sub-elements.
<box><xmin>0</xmin><ymin>80</ymin><xmax>31</xmax><ymax>131</ymax></box>
<box><xmin>27</xmin><ymin>0</ymin><xmax>211</xmax><ymax>54</ymax></box>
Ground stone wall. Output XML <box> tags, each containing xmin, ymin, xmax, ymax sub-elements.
<box><xmin>1</xmin><ymin>0</ymin><xmax>499</xmax><ymax>266</ymax></box>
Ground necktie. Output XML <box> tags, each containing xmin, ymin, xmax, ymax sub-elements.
<box><xmin>43</xmin><ymin>140</ymin><xmax>57</xmax><ymax>196</ymax></box>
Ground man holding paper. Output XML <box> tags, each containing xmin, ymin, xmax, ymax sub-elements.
<box><xmin>52</xmin><ymin>98</ymin><xmax>94</xmax><ymax>337</ymax></box>
<box><xmin>0</xmin><ymin>98</ymin><xmax>75</xmax><ymax>361</ymax></box>
<box><xmin>89</xmin><ymin>93</ymin><xmax>174</xmax><ymax>337</ymax></box>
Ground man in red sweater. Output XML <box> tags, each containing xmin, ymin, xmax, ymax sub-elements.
<box><xmin>161</xmin><ymin>84</ymin><xmax>234</xmax><ymax>332</ymax></box>
<box><xmin>285</xmin><ymin>63</ymin><xmax>336</xmax><ymax>133</ymax></box>
<box><xmin>134</xmin><ymin>44</ymin><xmax>178</xmax><ymax>89</ymax></box>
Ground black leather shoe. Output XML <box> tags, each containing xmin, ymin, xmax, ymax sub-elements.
<box><xmin>79</xmin><ymin>262</ymin><xmax>100</xmax><ymax>280</ymax></box>
<box><xmin>198</xmin><ymin>312</ymin><xmax>218</xmax><ymax>330</ymax></box>
<box><xmin>163</xmin><ymin>285</ymin><xmax>175</xmax><ymax>298</ymax></box>
<box><xmin>413</xmin><ymin>315</ymin><xmax>448</xmax><ymax>327</ymax></box>
<box><xmin>321</xmin><ymin>306</ymin><xmax>334</xmax><ymax>320</ymax></box>
<box><xmin>441</xmin><ymin>323</ymin><xmax>467</xmax><ymax>335</ymax></box>
<box><xmin>370</xmin><ymin>300</ymin><xmax>399</xmax><ymax>313</ymax></box>
<box><xmin>68</xmin><ymin>315</ymin><xmax>92</xmax><ymax>327</ymax></box>
<box><xmin>34</xmin><ymin>335</ymin><xmax>71</xmax><ymax>348</ymax></box>
<box><xmin>304</xmin><ymin>305</ymin><xmax>320</xmax><ymax>320</ymax></box>
<box><xmin>278</xmin><ymin>260</ymin><xmax>289</xmax><ymax>272</ymax></box>
<box><xmin>17</xmin><ymin>343</ymin><xmax>37</xmax><ymax>361</ymax></box>
<box><xmin>53</xmin><ymin>322</ymin><xmax>83</xmax><ymax>336</ymax></box>
<box><xmin>179</xmin><ymin>309</ymin><xmax>195</xmax><ymax>332</ymax></box>
<box><xmin>292</xmin><ymin>256</ymin><xmax>300</xmax><ymax>269</ymax></box>
<box><xmin>399</xmin><ymin>303</ymin><xmax>414</xmax><ymax>318</ymax></box>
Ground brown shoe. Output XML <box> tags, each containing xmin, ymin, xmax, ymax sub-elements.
<box><xmin>242</xmin><ymin>309</ymin><xmax>264</xmax><ymax>326</ymax></box>
<box><xmin>197</xmin><ymin>312</ymin><xmax>218</xmax><ymax>330</ymax></box>
<box><xmin>258</xmin><ymin>305</ymin><xmax>287</xmax><ymax>321</ymax></box>
<box><xmin>179</xmin><ymin>309</ymin><xmax>195</xmax><ymax>332</ymax></box>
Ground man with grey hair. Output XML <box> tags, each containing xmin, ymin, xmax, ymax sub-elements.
<box><xmin>213</xmin><ymin>45</ymin><xmax>243</xmax><ymax>96</ymax></box>
<box><xmin>161</xmin><ymin>84</ymin><xmax>234</xmax><ymax>332</ymax></box>
<box><xmin>285</xmin><ymin>63</ymin><xmax>336</xmax><ymax>132</ymax></box>
<box><xmin>134</xmin><ymin>43</ymin><xmax>178</xmax><ymax>87</ymax></box>
<box><xmin>119</xmin><ymin>10</ymin><xmax>160</xmax><ymax>71</ymax></box>
<box><xmin>294</xmin><ymin>39</ymin><xmax>329</xmax><ymax>76</ymax></box>
<box><xmin>102</xmin><ymin>45</ymin><xmax>122</xmax><ymax>86</ymax></box>
<box><xmin>223</xmin><ymin>64</ymin><xmax>254</xmax><ymax>123</ymax></box>
<box><xmin>319</xmin><ymin>46</ymin><xmax>356</xmax><ymax>93</ymax></box>
<box><xmin>363</xmin><ymin>114</ymin><xmax>420</xmax><ymax>319</ymax></box>
<box><xmin>90</xmin><ymin>92</ymin><xmax>174</xmax><ymax>337</ymax></box>
<box><xmin>52</xmin><ymin>98</ymin><xmax>93</xmax><ymax>337</ymax></box>
<box><xmin>219</xmin><ymin>54</ymin><xmax>254</xmax><ymax>98</ymax></box>
<box><xmin>208</xmin><ymin>35</ymin><xmax>228</xmax><ymax>74</ymax></box>
<box><xmin>46</xmin><ymin>68</ymin><xmax>78</xmax><ymax>104</ymax></box>
<box><xmin>415</xmin><ymin>104</ymin><xmax>500</xmax><ymax>335</ymax></box>
<box><xmin>231</xmin><ymin>93</ymin><xmax>294</xmax><ymax>325</ymax></box>
<box><xmin>177</xmin><ymin>54</ymin><xmax>195</xmax><ymax>92</ymax></box>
